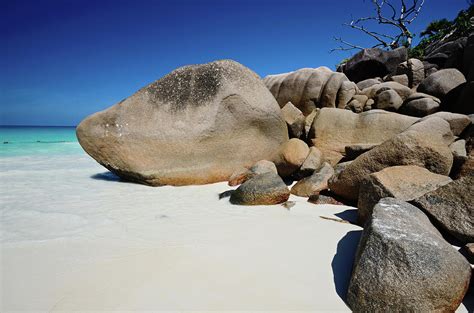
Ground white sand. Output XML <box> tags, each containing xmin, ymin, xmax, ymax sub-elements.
<box><xmin>0</xmin><ymin>154</ymin><xmax>470</xmax><ymax>312</ymax></box>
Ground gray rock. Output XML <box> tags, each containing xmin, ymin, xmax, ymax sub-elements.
<box><xmin>420</xmin><ymin>111</ymin><xmax>472</xmax><ymax>136</ymax></box>
<box><xmin>291</xmin><ymin>162</ymin><xmax>334</xmax><ymax>197</ymax></box>
<box><xmin>361</xmin><ymin>81</ymin><xmax>413</xmax><ymax>101</ymax></box>
<box><xmin>356</xmin><ymin>78</ymin><xmax>382</xmax><ymax>90</ymax></box>
<box><xmin>76</xmin><ymin>59</ymin><xmax>288</xmax><ymax>186</ymax></box>
<box><xmin>343</xmin><ymin>47</ymin><xmax>408</xmax><ymax>82</ymax></box>
<box><xmin>411</xmin><ymin>175</ymin><xmax>474</xmax><ymax>244</ymax></box>
<box><xmin>281</xmin><ymin>102</ymin><xmax>305</xmax><ymax>139</ymax></box>
<box><xmin>230</xmin><ymin>172</ymin><xmax>290</xmax><ymax>205</ymax></box>
<box><xmin>347</xmin><ymin>198</ymin><xmax>472</xmax><ymax>312</ymax></box>
<box><xmin>399</xmin><ymin>97</ymin><xmax>440</xmax><ymax>117</ymax></box>
<box><xmin>397</xmin><ymin>58</ymin><xmax>425</xmax><ymax>87</ymax></box>
<box><xmin>363</xmin><ymin>98</ymin><xmax>374</xmax><ymax>111</ymax></box>
<box><xmin>296</xmin><ymin>146</ymin><xmax>324</xmax><ymax>178</ymax></box>
<box><xmin>357</xmin><ymin>165</ymin><xmax>452</xmax><ymax>225</ymax></box>
<box><xmin>450</xmin><ymin>139</ymin><xmax>467</xmax><ymax>157</ymax></box>
<box><xmin>375</xmin><ymin>89</ymin><xmax>403</xmax><ymax>111</ymax></box>
<box><xmin>418</xmin><ymin>68</ymin><xmax>467</xmax><ymax>99</ymax></box>
<box><xmin>228</xmin><ymin>160</ymin><xmax>278</xmax><ymax>186</ymax></box>
<box><xmin>387</xmin><ymin>74</ymin><xmax>409</xmax><ymax>87</ymax></box>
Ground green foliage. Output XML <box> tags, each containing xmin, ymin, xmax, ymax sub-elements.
<box><xmin>408</xmin><ymin>4</ymin><xmax>473</xmax><ymax>59</ymax></box>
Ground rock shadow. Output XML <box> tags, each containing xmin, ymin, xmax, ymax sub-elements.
<box><xmin>331</xmin><ymin>229</ymin><xmax>363</xmax><ymax>306</ymax></box>
<box><xmin>335</xmin><ymin>209</ymin><xmax>359</xmax><ymax>225</ymax></box>
<box><xmin>90</xmin><ymin>171</ymin><xmax>130</xmax><ymax>183</ymax></box>
<box><xmin>462</xmin><ymin>272</ymin><xmax>474</xmax><ymax>312</ymax></box>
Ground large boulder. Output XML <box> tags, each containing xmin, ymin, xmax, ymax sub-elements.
<box><xmin>328</xmin><ymin>118</ymin><xmax>454</xmax><ymax>201</ymax></box>
<box><xmin>357</xmin><ymin>165</ymin><xmax>452</xmax><ymax>225</ymax></box>
<box><xmin>360</xmin><ymin>81</ymin><xmax>413</xmax><ymax>101</ymax></box>
<box><xmin>419</xmin><ymin>111</ymin><xmax>472</xmax><ymax>136</ymax></box>
<box><xmin>308</xmin><ymin>108</ymin><xmax>418</xmax><ymax>165</ymax></box>
<box><xmin>229</xmin><ymin>172</ymin><xmax>290</xmax><ymax>205</ymax></box>
<box><xmin>374</xmin><ymin>89</ymin><xmax>403</xmax><ymax>111</ymax></box>
<box><xmin>263</xmin><ymin>67</ymin><xmax>356</xmax><ymax>115</ymax></box>
<box><xmin>411</xmin><ymin>175</ymin><xmax>474</xmax><ymax>244</ymax></box>
<box><xmin>76</xmin><ymin>60</ymin><xmax>288</xmax><ymax>186</ymax></box>
<box><xmin>399</xmin><ymin>92</ymin><xmax>441</xmax><ymax>117</ymax></box>
<box><xmin>417</xmin><ymin>68</ymin><xmax>467</xmax><ymax>99</ymax></box>
<box><xmin>342</xmin><ymin>47</ymin><xmax>408</xmax><ymax>82</ymax></box>
<box><xmin>347</xmin><ymin>198</ymin><xmax>471</xmax><ymax>312</ymax></box>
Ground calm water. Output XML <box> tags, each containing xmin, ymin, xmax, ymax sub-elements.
<box><xmin>0</xmin><ymin>126</ymin><xmax>83</xmax><ymax>157</ymax></box>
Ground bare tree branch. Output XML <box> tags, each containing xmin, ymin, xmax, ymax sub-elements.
<box><xmin>333</xmin><ymin>0</ymin><xmax>425</xmax><ymax>52</ymax></box>
<box><xmin>330</xmin><ymin>37</ymin><xmax>365</xmax><ymax>52</ymax></box>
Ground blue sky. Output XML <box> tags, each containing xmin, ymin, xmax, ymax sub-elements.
<box><xmin>1</xmin><ymin>0</ymin><xmax>469</xmax><ymax>126</ymax></box>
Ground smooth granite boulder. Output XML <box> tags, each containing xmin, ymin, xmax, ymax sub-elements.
<box><xmin>263</xmin><ymin>67</ymin><xmax>356</xmax><ymax>115</ymax></box>
<box><xmin>342</xmin><ymin>47</ymin><xmax>408</xmax><ymax>82</ymax></box>
<box><xmin>357</xmin><ymin>165</ymin><xmax>452</xmax><ymax>225</ymax></box>
<box><xmin>328</xmin><ymin>119</ymin><xmax>454</xmax><ymax>201</ymax></box>
<box><xmin>347</xmin><ymin>198</ymin><xmax>471</xmax><ymax>312</ymax></box>
<box><xmin>308</xmin><ymin>108</ymin><xmax>418</xmax><ymax>165</ymax></box>
<box><xmin>356</xmin><ymin>78</ymin><xmax>382</xmax><ymax>90</ymax></box>
<box><xmin>273</xmin><ymin>138</ymin><xmax>310</xmax><ymax>177</ymax></box>
<box><xmin>418</xmin><ymin>68</ymin><xmax>467</xmax><ymax>99</ymax></box>
<box><xmin>411</xmin><ymin>175</ymin><xmax>474</xmax><ymax>244</ymax></box>
<box><xmin>229</xmin><ymin>172</ymin><xmax>290</xmax><ymax>205</ymax></box>
<box><xmin>419</xmin><ymin>111</ymin><xmax>472</xmax><ymax>136</ymax></box>
<box><xmin>375</xmin><ymin>89</ymin><xmax>403</xmax><ymax>111</ymax></box>
<box><xmin>77</xmin><ymin>60</ymin><xmax>288</xmax><ymax>186</ymax></box>
<box><xmin>294</xmin><ymin>146</ymin><xmax>324</xmax><ymax>179</ymax></box>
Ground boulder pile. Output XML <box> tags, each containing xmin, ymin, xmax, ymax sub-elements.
<box><xmin>77</xmin><ymin>37</ymin><xmax>473</xmax><ymax>310</ymax></box>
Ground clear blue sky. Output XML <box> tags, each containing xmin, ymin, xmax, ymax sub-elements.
<box><xmin>1</xmin><ymin>0</ymin><xmax>469</xmax><ymax>126</ymax></box>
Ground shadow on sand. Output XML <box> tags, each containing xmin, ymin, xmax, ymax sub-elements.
<box><xmin>331</xmin><ymin>229</ymin><xmax>363</xmax><ymax>307</ymax></box>
<box><xmin>90</xmin><ymin>171</ymin><xmax>125</xmax><ymax>183</ymax></box>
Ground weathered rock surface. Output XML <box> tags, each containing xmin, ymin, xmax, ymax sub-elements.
<box><xmin>411</xmin><ymin>175</ymin><xmax>474</xmax><ymax>244</ymax></box>
<box><xmin>342</xmin><ymin>47</ymin><xmax>408</xmax><ymax>82</ymax></box>
<box><xmin>263</xmin><ymin>67</ymin><xmax>355</xmax><ymax>115</ymax></box>
<box><xmin>228</xmin><ymin>160</ymin><xmax>277</xmax><ymax>186</ymax></box>
<box><xmin>346</xmin><ymin>95</ymin><xmax>368</xmax><ymax>113</ymax></box>
<box><xmin>328</xmin><ymin>122</ymin><xmax>454</xmax><ymax>201</ymax></box>
<box><xmin>375</xmin><ymin>89</ymin><xmax>403</xmax><ymax>111</ymax></box>
<box><xmin>295</xmin><ymin>146</ymin><xmax>324</xmax><ymax>178</ymax></box>
<box><xmin>347</xmin><ymin>198</ymin><xmax>472</xmax><ymax>312</ymax></box>
<box><xmin>77</xmin><ymin>60</ymin><xmax>288</xmax><ymax>186</ymax></box>
<box><xmin>356</xmin><ymin>78</ymin><xmax>381</xmax><ymax>90</ymax></box>
<box><xmin>387</xmin><ymin>74</ymin><xmax>409</xmax><ymax>87</ymax></box>
<box><xmin>273</xmin><ymin>138</ymin><xmax>310</xmax><ymax>177</ymax></box>
<box><xmin>357</xmin><ymin>165</ymin><xmax>452</xmax><ymax>225</ymax></box>
<box><xmin>291</xmin><ymin>162</ymin><xmax>334</xmax><ymax>197</ymax></box>
<box><xmin>229</xmin><ymin>172</ymin><xmax>290</xmax><ymax>205</ymax></box>
<box><xmin>308</xmin><ymin>108</ymin><xmax>418</xmax><ymax>165</ymax></box>
<box><xmin>418</xmin><ymin>68</ymin><xmax>467</xmax><ymax>99</ymax></box>
<box><xmin>361</xmin><ymin>81</ymin><xmax>413</xmax><ymax>101</ymax></box>
<box><xmin>281</xmin><ymin>101</ymin><xmax>305</xmax><ymax>139</ymax></box>
<box><xmin>399</xmin><ymin>97</ymin><xmax>440</xmax><ymax>117</ymax></box>
<box><xmin>344</xmin><ymin>143</ymin><xmax>379</xmax><ymax>160</ymax></box>
<box><xmin>397</xmin><ymin>58</ymin><xmax>425</xmax><ymax>87</ymax></box>
<box><xmin>419</xmin><ymin>111</ymin><xmax>472</xmax><ymax>136</ymax></box>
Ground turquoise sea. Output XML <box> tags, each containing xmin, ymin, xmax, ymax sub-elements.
<box><xmin>0</xmin><ymin>126</ymin><xmax>83</xmax><ymax>157</ymax></box>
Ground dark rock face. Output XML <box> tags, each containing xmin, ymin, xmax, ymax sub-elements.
<box><xmin>347</xmin><ymin>198</ymin><xmax>471</xmax><ymax>312</ymax></box>
<box><xmin>411</xmin><ymin>175</ymin><xmax>474</xmax><ymax>244</ymax></box>
<box><xmin>76</xmin><ymin>60</ymin><xmax>288</xmax><ymax>186</ymax></box>
<box><xmin>342</xmin><ymin>47</ymin><xmax>408</xmax><ymax>83</ymax></box>
<box><xmin>357</xmin><ymin>165</ymin><xmax>452</xmax><ymax>225</ymax></box>
<box><xmin>229</xmin><ymin>172</ymin><xmax>290</xmax><ymax>205</ymax></box>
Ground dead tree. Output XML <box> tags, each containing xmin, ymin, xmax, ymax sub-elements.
<box><xmin>331</xmin><ymin>0</ymin><xmax>425</xmax><ymax>52</ymax></box>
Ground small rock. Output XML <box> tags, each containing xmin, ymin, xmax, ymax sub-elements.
<box><xmin>281</xmin><ymin>101</ymin><xmax>305</xmax><ymax>139</ymax></box>
<box><xmin>229</xmin><ymin>172</ymin><xmax>290</xmax><ymax>205</ymax></box>
<box><xmin>291</xmin><ymin>162</ymin><xmax>334</xmax><ymax>197</ymax></box>
<box><xmin>273</xmin><ymin>138</ymin><xmax>310</xmax><ymax>177</ymax></box>
<box><xmin>228</xmin><ymin>160</ymin><xmax>278</xmax><ymax>186</ymax></box>
<box><xmin>375</xmin><ymin>89</ymin><xmax>403</xmax><ymax>111</ymax></box>
<box><xmin>295</xmin><ymin>146</ymin><xmax>324</xmax><ymax>178</ymax></box>
<box><xmin>356</xmin><ymin>78</ymin><xmax>382</xmax><ymax>90</ymax></box>
<box><xmin>387</xmin><ymin>74</ymin><xmax>409</xmax><ymax>87</ymax></box>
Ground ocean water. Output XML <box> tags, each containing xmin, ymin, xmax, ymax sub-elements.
<box><xmin>0</xmin><ymin>126</ymin><xmax>83</xmax><ymax>157</ymax></box>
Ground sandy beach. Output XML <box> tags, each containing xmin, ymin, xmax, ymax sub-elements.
<box><xmin>0</xmin><ymin>151</ymin><xmax>471</xmax><ymax>312</ymax></box>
